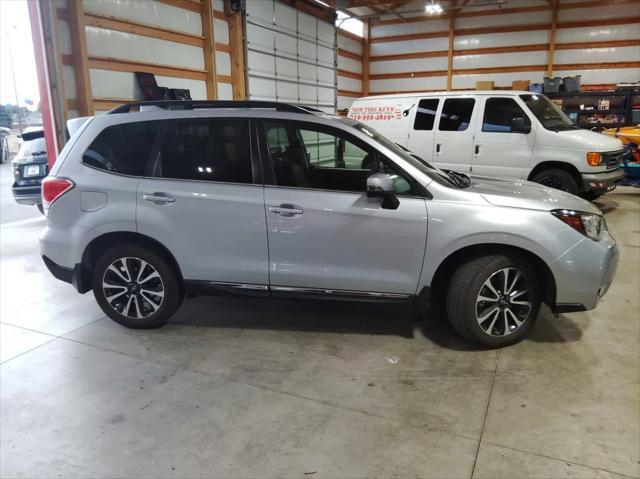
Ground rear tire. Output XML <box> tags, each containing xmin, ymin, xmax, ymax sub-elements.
<box><xmin>581</xmin><ymin>190</ymin><xmax>604</xmax><ymax>201</ymax></box>
<box><xmin>531</xmin><ymin>168</ymin><xmax>579</xmax><ymax>195</ymax></box>
<box><xmin>92</xmin><ymin>244</ymin><xmax>182</xmax><ymax>329</ymax></box>
<box><xmin>446</xmin><ymin>254</ymin><xmax>541</xmax><ymax>348</ymax></box>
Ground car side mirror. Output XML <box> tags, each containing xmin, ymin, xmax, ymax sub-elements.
<box><xmin>511</xmin><ymin>117</ymin><xmax>531</xmax><ymax>134</ymax></box>
<box><xmin>366</xmin><ymin>172</ymin><xmax>400</xmax><ymax>210</ymax></box>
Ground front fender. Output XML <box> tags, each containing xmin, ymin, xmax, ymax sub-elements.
<box><xmin>418</xmin><ymin>201</ymin><xmax>582</xmax><ymax>291</ymax></box>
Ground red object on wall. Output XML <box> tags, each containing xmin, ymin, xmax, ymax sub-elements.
<box><xmin>27</xmin><ymin>0</ymin><xmax>58</xmax><ymax>168</ymax></box>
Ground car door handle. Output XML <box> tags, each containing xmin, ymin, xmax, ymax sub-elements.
<box><xmin>269</xmin><ymin>204</ymin><xmax>303</xmax><ymax>217</ymax></box>
<box><xmin>474</xmin><ymin>144</ymin><xmax>480</xmax><ymax>155</ymax></box>
<box><xmin>143</xmin><ymin>193</ymin><xmax>175</xmax><ymax>204</ymax></box>
<box><xmin>436</xmin><ymin>143</ymin><xmax>441</xmax><ymax>154</ymax></box>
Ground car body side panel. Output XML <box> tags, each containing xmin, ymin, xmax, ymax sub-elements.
<box><xmin>418</xmin><ymin>200</ymin><xmax>584</xmax><ymax>290</ymax></box>
<box><xmin>40</xmin><ymin>163</ymin><xmax>140</xmax><ymax>269</ymax></box>
<box><xmin>136</xmin><ymin>179</ymin><xmax>269</xmax><ymax>284</ymax></box>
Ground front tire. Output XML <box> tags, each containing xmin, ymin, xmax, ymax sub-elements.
<box><xmin>446</xmin><ymin>254</ymin><xmax>541</xmax><ymax>348</ymax></box>
<box><xmin>531</xmin><ymin>168</ymin><xmax>579</xmax><ymax>195</ymax></box>
<box><xmin>92</xmin><ymin>244</ymin><xmax>182</xmax><ymax>328</ymax></box>
<box><xmin>581</xmin><ymin>190</ymin><xmax>604</xmax><ymax>201</ymax></box>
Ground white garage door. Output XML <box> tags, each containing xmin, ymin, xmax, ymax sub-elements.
<box><xmin>245</xmin><ymin>0</ymin><xmax>337</xmax><ymax>113</ymax></box>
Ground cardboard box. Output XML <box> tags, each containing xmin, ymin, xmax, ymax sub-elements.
<box><xmin>476</xmin><ymin>81</ymin><xmax>494</xmax><ymax>90</ymax></box>
<box><xmin>512</xmin><ymin>80</ymin><xmax>531</xmax><ymax>91</ymax></box>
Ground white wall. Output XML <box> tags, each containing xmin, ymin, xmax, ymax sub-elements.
<box><xmin>56</xmin><ymin>0</ymin><xmax>234</xmax><ymax>115</ymax></box>
<box><xmin>368</xmin><ymin>0</ymin><xmax>640</xmax><ymax>94</ymax></box>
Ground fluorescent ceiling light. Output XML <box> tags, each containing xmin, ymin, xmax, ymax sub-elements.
<box><xmin>425</xmin><ymin>2</ymin><xmax>443</xmax><ymax>14</ymax></box>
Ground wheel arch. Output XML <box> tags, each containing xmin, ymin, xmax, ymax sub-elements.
<box><xmin>428</xmin><ymin>243</ymin><xmax>557</xmax><ymax>310</ymax></box>
<box><xmin>78</xmin><ymin>231</ymin><xmax>183</xmax><ymax>293</ymax></box>
<box><xmin>528</xmin><ymin>161</ymin><xmax>582</xmax><ymax>189</ymax></box>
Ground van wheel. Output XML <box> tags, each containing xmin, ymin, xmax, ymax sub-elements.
<box><xmin>531</xmin><ymin>168</ymin><xmax>579</xmax><ymax>195</ymax></box>
<box><xmin>581</xmin><ymin>190</ymin><xmax>604</xmax><ymax>201</ymax></box>
<box><xmin>446</xmin><ymin>254</ymin><xmax>541</xmax><ymax>348</ymax></box>
<box><xmin>92</xmin><ymin>244</ymin><xmax>182</xmax><ymax>329</ymax></box>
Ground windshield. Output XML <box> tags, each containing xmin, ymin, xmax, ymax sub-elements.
<box><xmin>520</xmin><ymin>94</ymin><xmax>575</xmax><ymax>131</ymax></box>
<box><xmin>17</xmin><ymin>137</ymin><xmax>47</xmax><ymax>158</ymax></box>
<box><xmin>352</xmin><ymin>122</ymin><xmax>460</xmax><ymax>188</ymax></box>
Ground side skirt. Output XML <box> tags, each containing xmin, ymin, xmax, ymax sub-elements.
<box><xmin>183</xmin><ymin>280</ymin><xmax>414</xmax><ymax>303</ymax></box>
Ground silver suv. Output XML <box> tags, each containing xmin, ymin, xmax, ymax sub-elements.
<box><xmin>40</xmin><ymin>101</ymin><xmax>619</xmax><ymax>348</ymax></box>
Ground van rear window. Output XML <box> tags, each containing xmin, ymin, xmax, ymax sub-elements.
<box><xmin>413</xmin><ymin>99</ymin><xmax>439</xmax><ymax>131</ymax></box>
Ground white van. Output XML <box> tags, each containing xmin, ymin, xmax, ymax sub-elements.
<box><xmin>348</xmin><ymin>91</ymin><xmax>624</xmax><ymax>199</ymax></box>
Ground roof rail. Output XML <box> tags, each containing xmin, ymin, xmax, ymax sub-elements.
<box><xmin>107</xmin><ymin>100</ymin><xmax>314</xmax><ymax>115</ymax></box>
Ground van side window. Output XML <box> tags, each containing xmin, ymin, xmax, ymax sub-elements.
<box><xmin>156</xmin><ymin>119</ymin><xmax>253</xmax><ymax>184</ymax></box>
<box><xmin>482</xmin><ymin>97</ymin><xmax>531</xmax><ymax>133</ymax></box>
<box><xmin>438</xmin><ymin>98</ymin><xmax>475</xmax><ymax>132</ymax></box>
<box><xmin>83</xmin><ymin>122</ymin><xmax>158</xmax><ymax>176</ymax></box>
<box><xmin>413</xmin><ymin>99</ymin><xmax>439</xmax><ymax>130</ymax></box>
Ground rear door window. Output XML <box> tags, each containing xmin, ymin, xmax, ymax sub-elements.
<box><xmin>83</xmin><ymin>121</ymin><xmax>159</xmax><ymax>176</ymax></box>
<box><xmin>438</xmin><ymin>98</ymin><xmax>475</xmax><ymax>131</ymax></box>
<box><xmin>154</xmin><ymin>119</ymin><xmax>254</xmax><ymax>184</ymax></box>
<box><xmin>413</xmin><ymin>99</ymin><xmax>439</xmax><ymax>130</ymax></box>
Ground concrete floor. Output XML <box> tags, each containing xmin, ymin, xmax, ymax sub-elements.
<box><xmin>1</xmin><ymin>158</ymin><xmax>639</xmax><ymax>478</ymax></box>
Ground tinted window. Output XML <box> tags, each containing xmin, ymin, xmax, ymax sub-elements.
<box><xmin>413</xmin><ymin>99</ymin><xmax>439</xmax><ymax>130</ymax></box>
<box><xmin>83</xmin><ymin>122</ymin><xmax>158</xmax><ymax>176</ymax></box>
<box><xmin>156</xmin><ymin>119</ymin><xmax>252</xmax><ymax>183</ymax></box>
<box><xmin>438</xmin><ymin>98</ymin><xmax>475</xmax><ymax>131</ymax></box>
<box><xmin>264</xmin><ymin>122</ymin><xmax>414</xmax><ymax>195</ymax></box>
<box><xmin>482</xmin><ymin>97</ymin><xmax>531</xmax><ymax>132</ymax></box>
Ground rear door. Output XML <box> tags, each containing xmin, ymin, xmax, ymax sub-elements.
<box><xmin>432</xmin><ymin>97</ymin><xmax>477</xmax><ymax>173</ymax></box>
<box><xmin>472</xmin><ymin>96</ymin><xmax>535</xmax><ymax>179</ymax></box>
<box><xmin>407</xmin><ymin>97</ymin><xmax>440</xmax><ymax>162</ymax></box>
<box><xmin>136</xmin><ymin>118</ymin><xmax>269</xmax><ymax>287</ymax></box>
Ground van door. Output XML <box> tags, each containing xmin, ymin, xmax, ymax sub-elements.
<box><xmin>472</xmin><ymin>96</ymin><xmax>535</xmax><ymax>179</ymax></box>
<box><xmin>432</xmin><ymin>97</ymin><xmax>477</xmax><ymax>173</ymax></box>
<box><xmin>407</xmin><ymin>98</ymin><xmax>440</xmax><ymax>163</ymax></box>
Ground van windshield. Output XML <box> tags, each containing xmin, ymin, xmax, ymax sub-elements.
<box><xmin>520</xmin><ymin>94</ymin><xmax>576</xmax><ymax>131</ymax></box>
<box><xmin>353</xmin><ymin>122</ymin><xmax>462</xmax><ymax>188</ymax></box>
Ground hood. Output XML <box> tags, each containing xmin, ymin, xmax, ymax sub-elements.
<box><xmin>544</xmin><ymin>128</ymin><xmax>623</xmax><ymax>151</ymax></box>
<box><xmin>468</xmin><ymin>175</ymin><xmax>601</xmax><ymax>215</ymax></box>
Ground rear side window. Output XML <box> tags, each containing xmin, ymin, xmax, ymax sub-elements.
<box><xmin>482</xmin><ymin>97</ymin><xmax>531</xmax><ymax>132</ymax></box>
<box><xmin>83</xmin><ymin>121</ymin><xmax>158</xmax><ymax>176</ymax></box>
<box><xmin>156</xmin><ymin>119</ymin><xmax>253</xmax><ymax>184</ymax></box>
<box><xmin>413</xmin><ymin>99</ymin><xmax>439</xmax><ymax>130</ymax></box>
<box><xmin>438</xmin><ymin>98</ymin><xmax>475</xmax><ymax>131</ymax></box>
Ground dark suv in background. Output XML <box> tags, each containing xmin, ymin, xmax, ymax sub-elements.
<box><xmin>12</xmin><ymin>128</ymin><xmax>48</xmax><ymax>213</ymax></box>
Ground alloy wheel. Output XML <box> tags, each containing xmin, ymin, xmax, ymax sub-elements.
<box><xmin>102</xmin><ymin>257</ymin><xmax>165</xmax><ymax>319</ymax></box>
<box><xmin>475</xmin><ymin>267</ymin><xmax>532</xmax><ymax>337</ymax></box>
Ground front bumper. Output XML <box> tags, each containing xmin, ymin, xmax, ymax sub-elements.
<box><xmin>11</xmin><ymin>184</ymin><xmax>42</xmax><ymax>205</ymax></box>
<box><xmin>550</xmin><ymin>231</ymin><xmax>619</xmax><ymax>312</ymax></box>
<box><xmin>581</xmin><ymin>168</ymin><xmax>624</xmax><ymax>192</ymax></box>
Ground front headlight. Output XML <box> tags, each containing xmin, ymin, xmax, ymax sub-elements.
<box><xmin>551</xmin><ymin>209</ymin><xmax>603</xmax><ymax>241</ymax></box>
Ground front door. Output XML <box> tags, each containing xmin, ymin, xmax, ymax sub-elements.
<box><xmin>259</xmin><ymin>120</ymin><xmax>428</xmax><ymax>295</ymax></box>
<box><xmin>136</xmin><ymin>117</ymin><xmax>269</xmax><ymax>286</ymax></box>
<box><xmin>432</xmin><ymin>97</ymin><xmax>478</xmax><ymax>173</ymax></box>
<box><xmin>472</xmin><ymin>96</ymin><xmax>535</xmax><ymax>179</ymax></box>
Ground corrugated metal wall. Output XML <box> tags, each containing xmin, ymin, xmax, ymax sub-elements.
<box><xmin>338</xmin><ymin>31</ymin><xmax>364</xmax><ymax>111</ymax></box>
<box><xmin>367</xmin><ymin>0</ymin><xmax>640</xmax><ymax>95</ymax></box>
<box><xmin>54</xmin><ymin>0</ymin><xmax>235</xmax><ymax>117</ymax></box>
